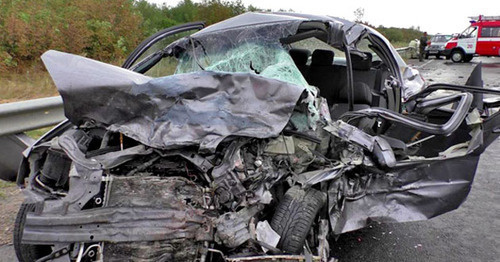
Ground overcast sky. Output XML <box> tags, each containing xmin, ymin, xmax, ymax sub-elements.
<box><xmin>146</xmin><ymin>0</ymin><xmax>500</xmax><ymax>35</ymax></box>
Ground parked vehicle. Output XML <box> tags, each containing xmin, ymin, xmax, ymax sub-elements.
<box><xmin>13</xmin><ymin>12</ymin><xmax>500</xmax><ymax>262</ymax></box>
<box><xmin>444</xmin><ymin>15</ymin><xmax>500</xmax><ymax>62</ymax></box>
<box><xmin>425</xmin><ymin>34</ymin><xmax>452</xmax><ymax>59</ymax></box>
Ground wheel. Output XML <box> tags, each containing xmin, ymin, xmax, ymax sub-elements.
<box><xmin>451</xmin><ymin>50</ymin><xmax>464</xmax><ymax>63</ymax></box>
<box><xmin>464</xmin><ymin>54</ymin><xmax>473</xmax><ymax>62</ymax></box>
<box><xmin>271</xmin><ymin>186</ymin><xmax>326</xmax><ymax>254</ymax></box>
<box><xmin>14</xmin><ymin>203</ymin><xmax>52</xmax><ymax>262</ymax></box>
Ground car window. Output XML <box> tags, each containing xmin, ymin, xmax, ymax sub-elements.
<box><xmin>132</xmin><ymin>29</ymin><xmax>200</xmax><ymax>77</ymax></box>
<box><xmin>290</xmin><ymin>37</ymin><xmax>345</xmax><ymax>63</ymax></box>
<box><xmin>460</xmin><ymin>26</ymin><xmax>478</xmax><ymax>38</ymax></box>
<box><xmin>354</xmin><ymin>37</ymin><xmax>382</xmax><ymax>62</ymax></box>
<box><xmin>481</xmin><ymin>27</ymin><xmax>500</xmax><ymax>37</ymax></box>
<box><xmin>176</xmin><ymin>41</ymin><xmax>310</xmax><ymax>89</ymax></box>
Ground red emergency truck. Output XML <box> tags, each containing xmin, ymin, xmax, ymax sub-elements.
<box><xmin>443</xmin><ymin>15</ymin><xmax>500</xmax><ymax>62</ymax></box>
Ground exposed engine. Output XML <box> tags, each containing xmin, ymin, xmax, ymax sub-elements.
<box><xmin>24</xmin><ymin>121</ymin><xmax>339</xmax><ymax>261</ymax></box>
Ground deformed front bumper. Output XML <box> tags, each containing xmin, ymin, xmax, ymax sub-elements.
<box><xmin>23</xmin><ymin>176</ymin><xmax>213</xmax><ymax>261</ymax></box>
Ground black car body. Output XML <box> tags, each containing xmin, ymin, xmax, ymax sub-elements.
<box><xmin>14</xmin><ymin>12</ymin><xmax>500</xmax><ymax>262</ymax></box>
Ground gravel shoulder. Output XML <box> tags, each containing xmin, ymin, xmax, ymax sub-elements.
<box><xmin>0</xmin><ymin>181</ymin><xmax>23</xmax><ymax>246</ymax></box>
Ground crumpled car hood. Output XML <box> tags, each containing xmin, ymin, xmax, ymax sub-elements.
<box><xmin>42</xmin><ymin>50</ymin><xmax>306</xmax><ymax>152</ymax></box>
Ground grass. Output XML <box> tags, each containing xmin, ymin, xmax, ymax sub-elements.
<box><xmin>391</xmin><ymin>41</ymin><xmax>411</xmax><ymax>49</ymax></box>
<box><xmin>26</xmin><ymin>126</ymin><xmax>54</xmax><ymax>139</ymax></box>
<box><xmin>0</xmin><ymin>70</ymin><xmax>58</xmax><ymax>104</ymax></box>
<box><xmin>0</xmin><ymin>57</ymin><xmax>129</xmax><ymax>104</ymax></box>
<box><xmin>0</xmin><ymin>180</ymin><xmax>16</xmax><ymax>198</ymax></box>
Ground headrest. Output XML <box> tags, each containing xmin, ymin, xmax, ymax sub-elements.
<box><xmin>351</xmin><ymin>52</ymin><xmax>372</xmax><ymax>71</ymax></box>
<box><xmin>289</xmin><ymin>48</ymin><xmax>310</xmax><ymax>66</ymax></box>
<box><xmin>337</xmin><ymin>82</ymin><xmax>372</xmax><ymax>104</ymax></box>
<box><xmin>311</xmin><ymin>49</ymin><xmax>334</xmax><ymax>66</ymax></box>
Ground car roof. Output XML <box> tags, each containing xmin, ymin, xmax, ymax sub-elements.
<box><xmin>193</xmin><ymin>12</ymin><xmax>337</xmax><ymax>35</ymax></box>
<box><xmin>192</xmin><ymin>12</ymin><xmax>366</xmax><ymax>46</ymax></box>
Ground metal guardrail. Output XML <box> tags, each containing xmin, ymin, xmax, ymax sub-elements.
<box><xmin>396</xmin><ymin>47</ymin><xmax>415</xmax><ymax>59</ymax></box>
<box><xmin>0</xmin><ymin>96</ymin><xmax>65</xmax><ymax>136</ymax></box>
<box><xmin>0</xmin><ymin>96</ymin><xmax>65</xmax><ymax>181</ymax></box>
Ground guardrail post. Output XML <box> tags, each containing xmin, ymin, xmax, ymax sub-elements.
<box><xmin>0</xmin><ymin>96</ymin><xmax>65</xmax><ymax>181</ymax></box>
<box><xmin>0</xmin><ymin>134</ymin><xmax>34</xmax><ymax>181</ymax></box>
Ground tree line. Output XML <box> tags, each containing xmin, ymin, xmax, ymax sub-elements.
<box><xmin>353</xmin><ymin>8</ymin><xmax>424</xmax><ymax>45</ymax></box>
<box><xmin>0</xmin><ymin>0</ymin><xmax>422</xmax><ymax>73</ymax></box>
<box><xmin>0</xmin><ymin>0</ymin><xmax>255</xmax><ymax>73</ymax></box>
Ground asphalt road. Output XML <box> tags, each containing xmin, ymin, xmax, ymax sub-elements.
<box><xmin>331</xmin><ymin>57</ymin><xmax>500</xmax><ymax>262</ymax></box>
<box><xmin>1</xmin><ymin>57</ymin><xmax>499</xmax><ymax>262</ymax></box>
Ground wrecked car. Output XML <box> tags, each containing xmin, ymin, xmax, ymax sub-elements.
<box><xmin>13</xmin><ymin>12</ymin><xmax>500</xmax><ymax>262</ymax></box>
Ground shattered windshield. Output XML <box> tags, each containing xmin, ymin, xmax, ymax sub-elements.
<box><xmin>171</xmin><ymin>23</ymin><xmax>321</xmax><ymax>130</ymax></box>
<box><xmin>171</xmin><ymin>22</ymin><xmax>311</xmax><ymax>89</ymax></box>
<box><xmin>176</xmin><ymin>41</ymin><xmax>309</xmax><ymax>88</ymax></box>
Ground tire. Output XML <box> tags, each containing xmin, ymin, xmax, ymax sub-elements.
<box><xmin>464</xmin><ymin>54</ymin><xmax>473</xmax><ymax>62</ymax></box>
<box><xmin>271</xmin><ymin>186</ymin><xmax>326</xmax><ymax>254</ymax></box>
<box><xmin>451</xmin><ymin>50</ymin><xmax>464</xmax><ymax>63</ymax></box>
<box><xmin>14</xmin><ymin>203</ymin><xmax>52</xmax><ymax>262</ymax></box>
<box><xmin>424</xmin><ymin>53</ymin><xmax>429</xmax><ymax>59</ymax></box>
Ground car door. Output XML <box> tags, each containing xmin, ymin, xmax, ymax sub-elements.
<box><xmin>457</xmin><ymin>26</ymin><xmax>478</xmax><ymax>54</ymax></box>
<box><xmin>122</xmin><ymin>22</ymin><xmax>205</xmax><ymax>76</ymax></box>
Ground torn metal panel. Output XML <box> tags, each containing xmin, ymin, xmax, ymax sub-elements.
<box><xmin>325</xmin><ymin>121</ymin><xmax>396</xmax><ymax>167</ymax></box>
<box><xmin>58</xmin><ymin>129</ymin><xmax>153</xmax><ymax>170</ymax></box>
<box><xmin>328</xmin><ymin>155</ymin><xmax>480</xmax><ymax>234</ymax></box>
<box><xmin>42</xmin><ymin>50</ymin><xmax>306</xmax><ymax>152</ymax></box>
<box><xmin>293</xmin><ymin>165</ymin><xmax>344</xmax><ymax>186</ymax></box>
<box><xmin>480</xmin><ymin>110</ymin><xmax>500</xmax><ymax>151</ymax></box>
